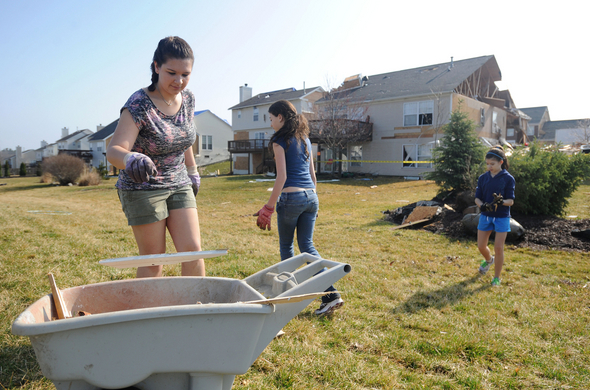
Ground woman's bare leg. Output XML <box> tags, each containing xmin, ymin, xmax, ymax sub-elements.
<box><xmin>131</xmin><ymin>219</ymin><xmax>167</xmax><ymax>278</ymax></box>
<box><xmin>167</xmin><ymin>208</ymin><xmax>205</xmax><ymax>276</ymax></box>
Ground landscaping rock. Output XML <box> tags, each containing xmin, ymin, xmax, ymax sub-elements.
<box><xmin>461</xmin><ymin>213</ymin><xmax>525</xmax><ymax>241</ymax></box>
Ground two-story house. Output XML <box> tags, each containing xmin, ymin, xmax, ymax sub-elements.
<box><xmin>312</xmin><ymin>55</ymin><xmax>528</xmax><ymax>177</ymax></box>
<box><xmin>192</xmin><ymin>110</ymin><xmax>233</xmax><ymax>167</ymax></box>
<box><xmin>88</xmin><ymin>120</ymin><xmax>118</xmax><ymax>173</ymax></box>
<box><xmin>228</xmin><ymin>84</ymin><xmax>324</xmax><ymax>174</ymax></box>
<box><xmin>518</xmin><ymin>106</ymin><xmax>551</xmax><ymax>144</ymax></box>
<box><xmin>56</xmin><ymin>127</ymin><xmax>94</xmax><ymax>164</ymax></box>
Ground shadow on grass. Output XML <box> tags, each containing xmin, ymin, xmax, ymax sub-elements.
<box><xmin>0</xmin><ymin>183</ymin><xmax>50</xmax><ymax>193</ymax></box>
<box><xmin>394</xmin><ymin>274</ymin><xmax>490</xmax><ymax>314</ymax></box>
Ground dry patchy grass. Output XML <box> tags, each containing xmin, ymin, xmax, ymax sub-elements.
<box><xmin>1</xmin><ymin>176</ymin><xmax>589</xmax><ymax>389</ymax></box>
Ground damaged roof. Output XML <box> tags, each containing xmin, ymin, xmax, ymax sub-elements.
<box><xmin>538</xmin><ymin>119</ymin><xmax>583</xmax><ymax>141</ymax></box>
<box><xmin>317</xmin><ymin>55</ymin><xmax>500</xmax><ymax>104</ymax></box>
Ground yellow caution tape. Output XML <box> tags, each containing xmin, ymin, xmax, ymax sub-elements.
<box><xmin>323</xmin><ymin>160</ymin><xmax>433</xmax><ymax>164</ymax></box>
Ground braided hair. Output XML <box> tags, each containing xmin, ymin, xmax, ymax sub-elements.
<box><xmin>148</xmin><ymin>36</ymin><xmax>194</xmax><ymax>92</ymax></box>
<box><xmin>486</xmin><ymin>145</ymin><xmax>509</xmax><ymax>170</ymax></box>
<box><xmin>268</xmin><ymin>100</ymin><xmax>310</xmax><ymax>158</ymax></box>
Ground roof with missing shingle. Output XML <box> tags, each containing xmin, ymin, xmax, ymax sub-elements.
<box><xmin>316</xmin><ymin>55</ymin><xmax>500</xmax><ymax>104</ymax></box>
<box><xmin>229</xmin><ymin>86</ymin><xmax>323</xmax><ymax>110</ymax></box>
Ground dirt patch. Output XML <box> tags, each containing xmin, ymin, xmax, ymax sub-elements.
<box><xmin>384</xmin><ymin>202</ymin><xmax>590</xmax><ymax>253</ymax></box>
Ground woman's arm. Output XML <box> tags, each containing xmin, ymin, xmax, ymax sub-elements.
<box><xmin>266</xmin><ymin>144</ymin><xmax>287</xmax><ymax>208</ymax></box>
<box><xmin>184</xmin><ymin>147</ymin><xmax>197</xmax><ymax>167</ymax></box>
<box><xmin>309</xmin><ymin>151</ymin><xmax>317</xmax><ymax>188</ymax></box>
<box><xmin>106</xmin><ymin>109</ymin><xmax>140</xmax><ymax>169</ymax></box>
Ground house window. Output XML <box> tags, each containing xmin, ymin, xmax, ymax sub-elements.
<box><xmin>253</xmin><ymin>106</ymin><xmax>259</xmax><ymax>122</ymax></box>
<box><xmin>97</xmin><ymin>146</ymin><xmax>102</xmax><ymax>152</ymax></box>
<box><xmin>349</xmin><ymin>145</ymin><xmax>362</xmax><ymax>167</ymax></box>
<box><xmin>238</xmin><ymin>110</ymin><xmax>241</xmax><ymax>119</ymax></box>
<box><xmin>403</xmin><ymin>144</ymin><xmax>432</xmax><ymax>168</ymax></box>
<box><xmin>402</xmin><ymin>144</ymin><xmax>416</xmax><ymax>167</ymax></box>
<box><xmin>202</xmin><ymin>135</ymin><xmax>212</xmax><ymax>150</ymax></box>
<box><xmin>480</xmin><ymin>108</ymin><xmax>485</xmax><ymax>126</ymax></box>
<box><xmin>492</xmin><ymin>111</ymin><xmax>500</xmax><ymax>133</ymax></box>
<box><xmin>404</xmin><ymin>101</ymin><xmax>433</xmax><ymax>126</ymax></box>
<box><xmin>507</xmin><ymin>128</ymin><xmax>515</xmax><ymax>137</ymax></box>
<box><xmin>527</xmin><ymin>125</ymin><xmax>534</xmax><ymax>136</ymax></box>
<box><xmin>254</xmin><ymin>132</ymin><xmax>266</xmax><ymax>148</ymax></box>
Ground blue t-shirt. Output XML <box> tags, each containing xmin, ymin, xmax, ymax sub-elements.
<box><xmin>274</xmin><ymin>137</ymin><xmax>315</xmax><ymax>189</ymax></box>
<box><xmin>475</xmin><ymin>169</ymin><xmax>515</xmax><ymax>218</ymax></box>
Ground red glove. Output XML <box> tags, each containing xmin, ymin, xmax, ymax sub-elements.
<box><xmin>254</xmin><ymin>204</ymin><xmax>274</xmax><ymax>231</ymax></box>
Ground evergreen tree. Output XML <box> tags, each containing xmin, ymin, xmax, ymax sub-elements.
<box><xmin>425</xmin><ymin>104</ymin><xmax>486</xmax><ymax>197</ymax></box>
<box><xmin>19</xmin><ymin>162</ymin><xmax>27</xmax><ymax>176</ymax></box>
<box><xmin>4</xmin><ymin>161</ymin><xmax>10</xmax><ymax>177</ymax></box>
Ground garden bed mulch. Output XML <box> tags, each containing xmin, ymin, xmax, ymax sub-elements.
<box><xmin>384</xmin><ymin>202</ymin><xmax>590</xmax><ymax>253</ymax></box>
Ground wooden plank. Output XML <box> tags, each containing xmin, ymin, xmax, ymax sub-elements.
<box><xmin>245</xmin><ymin>292</ymin><xmax>333</xmax><ymax>305</ymax></box>
<box><xmin>48</xmin><ymin>273</ymin><xmax>70</xmax><ymax>319</ymax></box>
<box><xmin>390</xmin><ymin>219</ymin><xmax>431</xmax><ymax>231</ymax></box>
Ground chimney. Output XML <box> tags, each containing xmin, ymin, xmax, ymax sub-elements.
<box><xmin>16</xmin><ymin>146</ymin><xmax>22</xmax><ymax>167</ymax></box>
<box><xmin>97</xmin><ymin>124</ymin><xmax>105</xmax><ymax>131</ymax></box>
<box><xmin>61</xmin><ymin>127</ymin><xmax>69</xmax><ymax>138</ymax></box>
<box><xmin>239</xmin><ymin>84</ymin><xmax>252</xmax><ymax>103</ymax></box>
<box><xmin>451</xmin><ymin>56</ymin><xmax>454</xmax><ymax>68</ymax></box>
<box><xmin>41</xmin><ymin>140</ymin><xmax>47</xmax><ymax>148</ymax></box>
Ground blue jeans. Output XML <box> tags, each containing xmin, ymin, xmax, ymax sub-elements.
<box><xmin>276</xmin><ymin>190</ymin><xmax>339</xmax><ymax>303</ymax></box>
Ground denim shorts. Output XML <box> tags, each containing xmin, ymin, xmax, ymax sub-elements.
<box><xmin>478</xmin><ymin>214</ymin><xmax>511</xmax><ymax>233</ymax></box>
<box><xmin>118</xmin><ymin>185</ymin><xmax>196</xmax><ymax>226</ymax></box>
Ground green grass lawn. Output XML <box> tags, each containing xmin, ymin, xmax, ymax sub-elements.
<box><xmin>1</xmin><ymin>175</ymin><xmax>589</xmax><ymax>389</ymax></box>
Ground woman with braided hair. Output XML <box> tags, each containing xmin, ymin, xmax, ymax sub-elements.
<box><xmin>474</xmin><ymin>145</ymin><xmax>515</xmax><ymax>287</ymax></box>
<box><xmin>254</xmin><ymin>100</ymin><xmax>344</xmax><ymax>315</ymax></box>
<box><xmin>107</xmin><ymin>36</ymin><xmax>204</xmax><ymax>278</ymax></box>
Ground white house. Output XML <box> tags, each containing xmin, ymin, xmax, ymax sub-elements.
<box><xmin>192</xmin><ymin>110</ymin><xmax>233</xmax><ymax>167</ymax></box>
<box><xmin>88</xmin><ymin>120</ymin><xmax>117</xmax><ymax>172</ymax></box>
<box><xmin>228</xmin><ymin>84</ymin><xmax>324</xmax><ymax>174</ymax></box>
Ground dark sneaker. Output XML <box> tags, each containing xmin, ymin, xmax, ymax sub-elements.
<box><xmin>491</xmin><ymin>277</ymin><xmax>501</xmax><ymax>287</ymax></box>
<box><xmin>478</xmin><ymin>256</ymin><xmax>494</xmax><ymax>275</ymax></box>
<box><xmin>314</xmin><ymin>298</ymin><xmax>344</xmax><ymax>316</ymax></box>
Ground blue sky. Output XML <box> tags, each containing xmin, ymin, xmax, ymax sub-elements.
<box><xmin>1</xmin><ymin>0</ymin><xmax>588</xmax><ymax>151</ymax></box>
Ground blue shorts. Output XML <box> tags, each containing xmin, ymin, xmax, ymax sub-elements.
<box><xmin>478</xmin><ymin>215</ymin><xmax>511</xmax><ymax>233</ymax></box>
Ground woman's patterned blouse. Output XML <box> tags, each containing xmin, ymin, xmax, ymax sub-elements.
<box><xmin>116</xmin><ymin>88</ymin><xmax>196</xmax><ymax>190</ymax></box>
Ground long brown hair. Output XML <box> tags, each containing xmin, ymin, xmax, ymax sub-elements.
<box><xmin>486</xmin><ymin>145</ymin><xmax>509</xmax><ymax>170</ymax></box>
<box><xmin>268</xmin><ymin>100</ymin><xmax>310</xmax><ymax>157</ymax></box>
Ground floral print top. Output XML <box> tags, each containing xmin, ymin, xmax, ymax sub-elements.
<box><xmin>116</xmin><ymin>88</ymin><xmax>196</xmax><ymax>190</ymax></box>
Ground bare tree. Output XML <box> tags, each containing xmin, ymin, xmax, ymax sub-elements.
<box><xmin>309</xmin><ymin>76</ymin><xmax>372</xmax><ymax>175</ymax></box>
<box><xmin>573</xmin><ymin>118</ymin><xmax>590</xmax><ymax>145</ymax></box>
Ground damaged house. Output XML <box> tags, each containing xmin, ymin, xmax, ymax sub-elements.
<box><xmin>311</xmin><ymin>55</ymin><xmax>529</xmax><ymax>177</ymax></box>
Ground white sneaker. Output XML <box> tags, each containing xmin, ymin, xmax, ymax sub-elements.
<box><xmin>478</xmin><ymin>256</ymin><xmax>494</xmax><ymax>275</ymax></box>
<box><xmin>314</xmin><ymin>298</ymin><xmax>344</xmax><ymax>315</ymax></box>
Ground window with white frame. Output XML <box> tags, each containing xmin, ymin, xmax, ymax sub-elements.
<box><xmin>202</xmin><ymin>135</ymin><xmax>212</xmax><ymax>150</ymax></box>
<box><xmin>404</xmin><ymin>100</ymin><xmax>433</xmax><ymax>126</ymax></box>
<box><xmin>402</xmin><ymin>144</ymin><xmax>417</xmax><ymax>167</ymax></box>
<box><xmin>253</xmin><ymin>106</ymin><xmax>259</xmax><ymax>122</ymax></box>
<box><xmin>417</xmin><ymin>143</ymin><xmax>432</xmax><ymax>168</ymax></box>
<box><xmin>402</xmin><ymin>143</ymin><xmax>432</xmax><ymax>168</ymax></box>
<box><xmin>97</xmin><ymin>146</ymin><xmax>102</xmax><ymax>152</ymax></box>
<box><xmin>349</xmin><ymin>145</ymin><xmax>362</xmax><ymax>167</ymax></box>
<box><xmin>507</xmin><ymin>128</ymin><xmax>515</xmax><ymax>137</ymax></box>
<box><xmin>254</xmin><ymin>132</ymin><xmax>266</xmax><ymax>148</ymax></box>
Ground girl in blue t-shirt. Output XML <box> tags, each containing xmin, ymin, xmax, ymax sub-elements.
<box><xmin>474</xmin><ymin>145</ymin><xmax>515</xmax><ymax>287</ymax></box>
<box><xmin>254</xmin><ymin>100</ymin><xmax>343</xmax><ymax>315</ymax></box>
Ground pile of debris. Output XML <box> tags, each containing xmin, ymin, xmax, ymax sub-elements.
<box><xmin>383</xmin><ymin>193</ymin><xmax>590</xmax><ymax>252</ymax></box>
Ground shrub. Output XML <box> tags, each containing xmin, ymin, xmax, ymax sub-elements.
<box><xmin>510</xmin><ymin>141</ymin><xmax>590</xmax><ymax>216</ymax></box>
<box><xmin>3</xmin><ymin>161</ymin><xmax>9</xmax><ymax>177</ymax></box>
<box><xmin>425</xmin><ymin>104</ymin><xmax>487</xmax><ymax>197</ymax></box>
<box><xmin>19</xmin><ymin>162</ymin><xmax>27</xmax><ymax>176</ymax></box>
<box><xmin>40</xmin><ymin>172</ymin><xmax>54</xmax><ymax>183</ymax></box>
<box><xmin>96</xmin><ymin>162</ymin><xmax>109</xmax><ymax>179</ymax></box>
<box><xmin>78</xmin><ymin>169</ymin><xmax>102</xmax><ymax>186</ymax></box>
<box><xmin>41</xmin><ymin>154</ymin><xmax>85</xmax><ymax>185</ymax></box>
